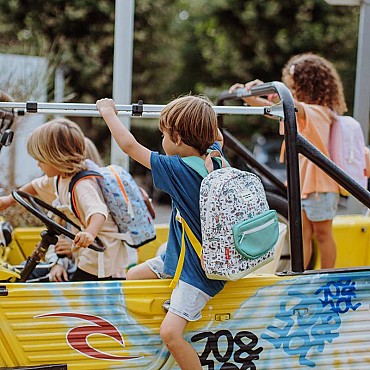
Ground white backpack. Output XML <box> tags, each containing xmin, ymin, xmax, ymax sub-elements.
<box><xmin>170</xmin><ymin>152</ymin><xmax>279</xmax><ymax>285</ymax></box>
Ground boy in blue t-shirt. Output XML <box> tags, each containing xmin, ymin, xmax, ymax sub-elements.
<box><xmin>97</xmin><ymin>95</ymin><xmax>225</xmax><ymax>369</ymax></box>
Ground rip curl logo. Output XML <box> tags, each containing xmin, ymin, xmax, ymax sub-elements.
<box><xmin>35</xmin><ymin>312</ymin><xmax>141</xmax><ymax>361</ymax></box>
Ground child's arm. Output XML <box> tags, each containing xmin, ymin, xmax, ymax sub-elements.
<box><xmin>229</xmin><ymin>79</ymin><xmax>306</xmax><ymax>121</ymax></box>
<box><xmin>229</xmin><ymin>79</ymin><xmax>274</xmax><ymax>107</ymax></box>
<box><xmin>0</xmin><ymin>182</ymin><xmax>37</xmax><ymax>211</ymax></box>
<box><xmin>96</xmin><ymin>98</ymin><xmax>152</xmax><ymax>169</ymax></box>
<box><xmin>74</xmin><ymin>213</ymin><xmax>106</xmax><ymax>248</ymax></box>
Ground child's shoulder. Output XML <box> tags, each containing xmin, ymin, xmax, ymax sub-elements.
<box><xmin>151</xmin><ymin>151</ymin><xmax>182</xmax><ymax>169</ymax></box>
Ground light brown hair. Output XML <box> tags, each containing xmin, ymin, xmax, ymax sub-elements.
<box><xmin>27</xmin><ymin>118</ymin><xmax>86</xmax><ymax>176</ymax></box>
<box><xmin>282</xmin><ymin>53</ymin><xmax>347</xmax><ymax>115</ymax></box>
<box><xmin>159</xmin><ymin>95</ymin><xmax>218</xmax><ymax>155</ymax></box>
<box><xmin>0</xmin><ymin>91</ymin><xmax>13</xmax><ymax>102</ymax></box>
<box><xmin>84</xmin><ymin>137</ymin><xmax>103</xmax><ymax>166</ymax></box>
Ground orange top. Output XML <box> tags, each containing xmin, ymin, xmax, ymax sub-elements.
<box><xmin>281</xmin><ymin>103</ymin><xmax>340</xmax><ymax>198</ymax></box>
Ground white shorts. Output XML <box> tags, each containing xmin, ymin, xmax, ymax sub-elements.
<box><xmin>146</xmin><ymin>255</ymin><xmax>211</xmax><ymax>321</ymax></box>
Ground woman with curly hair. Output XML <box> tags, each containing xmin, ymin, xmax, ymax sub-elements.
<box><xmin>229</xmin><ymin>53</ymin><xmax>347</xmax><ymax>269</ymax></box>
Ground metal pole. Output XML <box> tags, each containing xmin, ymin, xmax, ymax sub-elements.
<box><xmin>111</xmin><ymin>0</ymin><xmax>135</xmax><ymax>169</ymax></box>
<box><xmin>353</xmin><ymin>0</ymin><xmax>370</xmax><ymax>143</ymax></box>
<box><xmin>0</xmin><ymin>102</ymin><xmax>269</xmax><ymax>117</ymax></box>
<box><xmin>54</xmin><ymin>65</ymin><xmax>65</xmax><ymax>118</ymax></box>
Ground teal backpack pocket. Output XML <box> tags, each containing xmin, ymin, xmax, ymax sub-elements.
<box><xmin>232</xmin><ymin>210</ymin><xmax>279</xmax><ymax>259</ymax></box>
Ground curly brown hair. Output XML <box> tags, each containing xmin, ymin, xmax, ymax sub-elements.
<box><xmin>281</xmin><ymin>53</ymin><xmax>347</xmax><ymax>115</ymax></box>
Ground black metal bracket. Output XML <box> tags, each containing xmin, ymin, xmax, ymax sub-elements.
<box><xmin>26</xmin><ymin>101</ymin><xmax>38</xmax><ymax>113</ymax></box>
<box><xmin>132</xmin><ymin>100</ymin><xmax>143</xmax><ymax>116</ymax></box>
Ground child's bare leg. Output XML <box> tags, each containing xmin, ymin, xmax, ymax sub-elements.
<box><xmin>160</xmin><ymin>311</ymin><xmax>201</xmax><ymax>370</ymax></box>
<box><xmin>302</xmin><ymin>211</ymin><xmax>314</xmax><ymax>269</ymax></box>
<box><xmin>312</xmin><ymin>219</ymin><xmax>336</xmax><ymax>269</ymax></box>
<box><xmin>126</xmin><ymin>262</ymin><xmax>158</xmax><ymax>280</ymax></box>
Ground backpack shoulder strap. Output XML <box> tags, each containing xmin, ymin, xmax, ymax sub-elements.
<box><xmin>169</xmin><ymin>210</ymin><xmax>202</xmax><ymax>289</ymax></box>
<box><xmin>182</xmin><ymin>150</ymin><xmax>229</xmax><ymax>178</ymax></box>
<box><xmin>68</xmin><ymin>170</ymin><xmax>102</xmax><ymax>220</ymax></box>
<box><xmin>205</xmin><ymin>149</ymin><xmax>229</xmax><ymax>172</ymax></box>
<box><xmin>182</xmin><ymin>156</ymin><xmax>209</xmax><ymax>178</ymax></box>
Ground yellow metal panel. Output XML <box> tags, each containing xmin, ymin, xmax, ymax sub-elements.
<box><xmin>137</xmin><ymin>224</ymin><xmax>169</xmax><ymax>263</ymax></box>
<box><xmin>333</xmin><ymin>215</ymin><xmax>370</xmax><ymax>267</ymax></box>
<box><xmin>314</xmin><ymin>215</ymin><xmax>370</xmax><ymax>269</ymax></box>
<box><xmin>7</xmin><ymin>227</ymin><xmax>44</xmax><ymax>265</ymax></box>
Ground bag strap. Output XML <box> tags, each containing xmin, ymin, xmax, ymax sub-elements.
<box><xmin>204</xmin><ymin>149</ymin><xmax>229</xmax><ymax>172</ymax></box>
<box><xmin>182</xmin><ymin>149</ymin><xmax>229</xmax><ymax>178</ymax></box>
<box><xmin>169</xmin><ymin>210</ymin><xmax>202</xmax><ymax>289</ymax></box>
<box><xmin>182</xmin><ymin>156</ymin><xmax>209</xmax><ymax>178</ymax></box>
<box><xmin>68</xmin><ymin>170</ymin><xmax>102</xmax><ymax>220</ymax></box>
<box><xmin>139</xmin><ymin>187</ymin><xmax>156</xmax><ymax>219</ymax></box>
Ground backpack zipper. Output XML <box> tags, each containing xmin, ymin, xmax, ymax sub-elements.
<box><xmin>239</xmin><ymin>218</ymin><xmax>276</xmax><ymax>243</ymax></box>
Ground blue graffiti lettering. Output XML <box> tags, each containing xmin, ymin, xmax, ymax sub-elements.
<box><xmin>262</xmin><ymin>279</ymin><xmax>361</xmax><ymax>367</ymax></box>
<box><xmin>262</xmin><ymin>288</ymin><xmax>341</xmax><ymax>368</ymax></box>
<box><xmin>315</xmin><ymin>279</ymin><xmax>361</xmax><ymax>314</ymax></box>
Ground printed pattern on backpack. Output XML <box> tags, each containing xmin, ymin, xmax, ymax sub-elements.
<box><xmin>71</xmin><ymin>160</ymin><xmax>156</xmax><ymax>248</ymax></box>
<box><xmin>199</xmin><ymin>167</ymin><xmax>274</xmax><ymax>280</ymax></box>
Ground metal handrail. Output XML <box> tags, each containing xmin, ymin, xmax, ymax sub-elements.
<box><xmin>0</xmin><ymin>101</ymin><xmax>276</xmax><ymax>118</ymax></box>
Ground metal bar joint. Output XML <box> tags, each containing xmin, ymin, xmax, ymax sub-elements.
<box><xmin>264</xmin><ymin>101</ymin><xmax>285</xmax><ymax>119</ymax></box>
<box><xmin>26</xmin><ymin>102</ymin><xmax>38</xmax><ymax>113</ymax></box>
<box><xmin>132</xmin><ymin>100</ymin><xmax>143</xmax><ymax>116</ymax></box>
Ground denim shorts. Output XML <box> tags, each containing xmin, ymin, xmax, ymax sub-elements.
<box><xmin>146</xmin><ymin>256</ymin><xmax>211</xmax><ymax>321</ymax></box>
<box><xmin>301</xmin><ymin>192</ymin><xmax>339</xmax><ymax>222</ymax></box>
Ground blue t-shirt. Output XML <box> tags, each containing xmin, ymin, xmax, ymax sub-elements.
<box><xmin>150</xmin><ymin>143</ymin><xmax>226</xmax><ymax>297</ymax></box>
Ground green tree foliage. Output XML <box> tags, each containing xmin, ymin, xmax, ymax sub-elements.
<box><xmin>167</xmin><ymin>0</ymin><xmax>359</xmax><ymax>139</ymax></box>
<box><xmin>0</xmin><ymin>0</ymin><xmax>115</xmax><ymax>103</ymax></box>
<box><xmin>172</xmin><ymin>0</ymin><xmax>358</xmax><ymax>97</ymax></box>
<box><xmin>0</xmin><ymin>0</ymin><xmax>360</xmax><ymax>144</ymax></box>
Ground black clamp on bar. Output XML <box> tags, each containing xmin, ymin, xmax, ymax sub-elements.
<box><xmin>26</xmin><ymin>102</ymin><xmax>38</xmax><ymax>113</ymax></box>
<box><xmin>15</xmin><ymin>109</ymin><xmax>25</xmax><ymax>116</ymax></box>
<box><xmin>132</xmin><ymin>100</ymin><xmax>143</xmax><ymax>116</ymax></box>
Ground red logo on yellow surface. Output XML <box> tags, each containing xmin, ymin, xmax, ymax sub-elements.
<box><xmin>36</xmin><ymin>312</ymin><xmax>140</xmax><ymax>361</ymax></box>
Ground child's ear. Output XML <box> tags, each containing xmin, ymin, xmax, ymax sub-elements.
<box><xmin>174</xmin><ymin>134</ymin><xmax>182</xmax><ymax>145</ymax></box>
